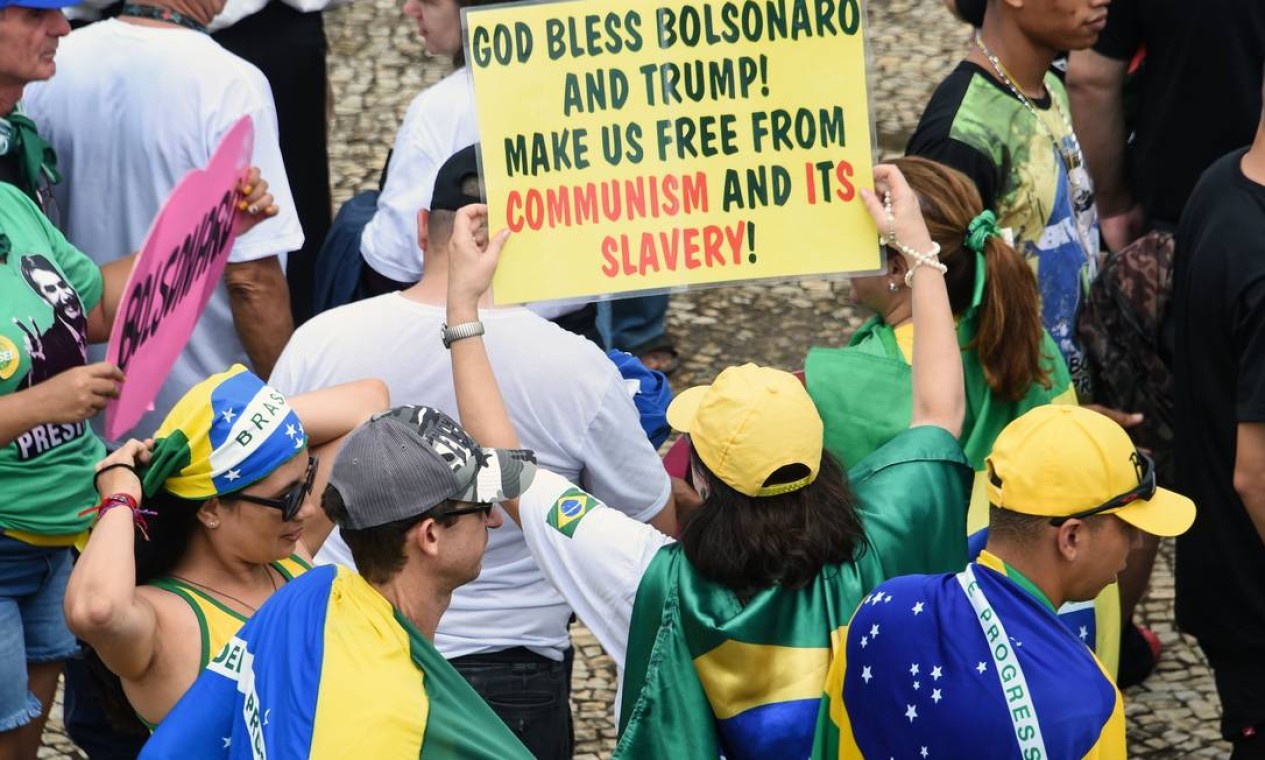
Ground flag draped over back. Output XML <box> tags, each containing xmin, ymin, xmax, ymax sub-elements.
<box><xmin>140</xmin><ymin>565</ymin><xmax>533</xmax><ymax>760</ymax></box>
<box><xmin>817</xmin><ymin>551</ymin><xmax>1125</xmax><ymax>759</ymax></box>
<box><xmin>615</xmin><ymin>427</ymin><xmax>974</xmax><ymax>759</ymax></box>
<box><xmin>616</xmin><ymin>544</ymin><xmax>849</xmax><ymax>760</ymax></box>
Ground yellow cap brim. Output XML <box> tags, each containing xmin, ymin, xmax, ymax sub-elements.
<box><xmin>1113</xmin><ymin>487</ymin><xmax>1196</xmax><ymax>537</ymax></box>
<box><xmin>666</xmin><ymin>385</ymin><xmax>709</xmax><ymax>433</ymax></box>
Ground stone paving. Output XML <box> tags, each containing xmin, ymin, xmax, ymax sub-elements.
<box><xmin>40</xmin><ymin>0</ymin><xmax>1230</xmax><ymax>757</ymax></box>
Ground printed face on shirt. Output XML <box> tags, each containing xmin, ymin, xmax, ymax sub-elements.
<box><xmin>26</xmin><ymin>262</ymin><xmax>81</xmax><ymax>322</ymax></box>
<box><xmin>403</xmin><ymin>0</ymin><xmax>462</xmax><ymax>58</ymax></box>
<box><xmin>0</xmin><ymin>7</ymin><xmax>69</xmax><ymax>87</ymax></box>
<box><xmin>1013</xmin><ymin>0</ymin><xmax>1111</xmax><ymax>52</ymax></box>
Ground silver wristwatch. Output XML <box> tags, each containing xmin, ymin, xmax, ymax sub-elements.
<box><xmin>441</xmin><ymin>321</ymin><xmax>485</xmax><ymax>349</ymax></box>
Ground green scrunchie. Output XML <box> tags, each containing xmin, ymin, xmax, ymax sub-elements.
<box><xmin>965</xmin><ymin>210</ymin><xmax>1000</xmax><ymax>254</ymax></box>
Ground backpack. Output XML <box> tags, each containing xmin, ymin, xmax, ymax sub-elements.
<box><xmin>1076</xmin><ymin>230</ymin><xmax>1176</xmax><ymax>485</ymax></box>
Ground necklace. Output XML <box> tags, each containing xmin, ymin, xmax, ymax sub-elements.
<box><xmin>169</xmin><ymin>566</ymin><xmax>278</xmax><ymax>614</ymax></box>
<box><xmin>973</xmin><ymin>34</ymin><xmax>1085</xmax><ymax>193</ymax></box>
<box><xmin>119</xmin><ymin>3</ymin><xmax>208</xmax><ymax>34</ymax></box>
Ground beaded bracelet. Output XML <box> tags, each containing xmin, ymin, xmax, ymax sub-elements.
<box><xmin>880</xmin><ymin>190</ymin><xmax>948</xmax><ymax>287</ymax></box>
<box><xmin>78</xmin><ymin>493</ymin><xmax>157</xmax><ymax>541</ymax></box>
<box><xmin>901</xmin><ymin>242</ymin><xmax>947</xmax><ymax>287</ymax></box>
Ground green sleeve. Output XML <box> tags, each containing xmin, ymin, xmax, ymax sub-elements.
<box><xmin>848</xmin><ymin>426</ymin><xmax>973</xmax><ymax>579</ymax></box>
<box><xmin>3</xmin><ymin>185</ymin><xmax>104</xmax><ymax>312</ymax></box>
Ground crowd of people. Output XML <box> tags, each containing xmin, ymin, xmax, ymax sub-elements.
<box><xmin>0</xmin><ymin>0</ymin><xmax>1262</xmax><ymax>756</ymax></box>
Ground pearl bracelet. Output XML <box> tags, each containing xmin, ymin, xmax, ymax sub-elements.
<box><xmin>901</xmin><ymin>242</ymin><xmax>947</xmax><ymax>287</ymax></box>
<box><xmin>879</xmin><ymin>190</ymin><xmax>948</xmax><ymax>288</ymax></box>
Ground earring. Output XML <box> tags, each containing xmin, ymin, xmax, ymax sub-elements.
<box><xmin>888</xmin><ymin>281</ymin><xmax>900</xmax><ymax>293</ymax></box>
<box><xmin>208</xmin><ymin>520</ymin><xmax>219</xmax><ymax>529</ymax></box>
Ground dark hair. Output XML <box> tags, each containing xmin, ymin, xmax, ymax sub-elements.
<box><xmin>677</xmin><ymin>452</ymin><xmax>867</xmax><ymax>599</ymax></box>
<box><xmin>892</xmin><ymin>156</ymin><xmax>1051</xmax><ymax>402</ymax></box>
<box><xmin>321</xmin><ymin>484</ymin><xmax>461</xmax><ymax>584</ymax></box>
<box><xmin>83</xmin><ymin>488</ymin><xmax>210</xmax><ymax>738</ymax></box>
<box><xmin>987</xmin><ymin>504</ymin><xmax>1049</xmax><ymax>544</ymax></box>
<box><xmin>426</xmin><ymin>168</ymin><xmax>480</xmax><ymax>246</ymax></box>
<box><xmin>427</xmin><ymin>209</ymin><xmax>456</xmax><ymax>248</ymax></box>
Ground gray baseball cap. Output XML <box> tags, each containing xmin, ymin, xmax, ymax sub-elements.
<box><xmin>328</xmin><ymin>406</ymin><xmax>537</xmax><ymax>530</ymax></box>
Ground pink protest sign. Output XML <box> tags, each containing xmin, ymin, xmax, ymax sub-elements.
<box><xmin>104</xmin><ymin>116</ymin><xmax>255</xmax><ymax>440</ymax></box>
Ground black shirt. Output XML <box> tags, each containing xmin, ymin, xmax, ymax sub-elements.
<box><xmin>1171</xmin><ymin>149</ymin><xmax>1265</xmax><ymax>656</ymax></box>
<box><xmin>1093</xmin><ymin>0</ymin><xmax>1265</xmax><ymax>227</ymax></box>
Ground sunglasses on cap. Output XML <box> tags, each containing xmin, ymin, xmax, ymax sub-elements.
<box><xmin>1049</xmin><ymin>451</ymin><xmax>1156</xmax><ymax>527</ymax></box>
<box><xmin>225</xmin><ymin>456</ymin><xmax>318</xmax><ymax>522</ymax></box>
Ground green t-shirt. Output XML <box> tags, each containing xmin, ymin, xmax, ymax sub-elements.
<box><xmin>0</xmin><ymin>183</ymin><xmax>104</xmax><ymax>538</ymax></box>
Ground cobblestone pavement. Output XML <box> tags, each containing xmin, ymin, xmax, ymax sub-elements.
<box><xmin>41</xmin><ymin>0</ymin><xmax>1229</xmax><ymax>757</ymax></box>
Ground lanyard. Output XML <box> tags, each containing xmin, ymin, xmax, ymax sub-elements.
<box><xmin>955</xmin><ymin>564</ymin><xmax>1049</xmax><ymax>758</ymax></box>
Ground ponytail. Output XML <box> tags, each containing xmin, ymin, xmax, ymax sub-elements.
<box><xmin>889</xmin><ymin>156</ymin><xmax>1051</xmax><ymax>402</ymax></box>
<box><xmin>973</xmin><ymin>235</ymin><xmax>1051</xmax><ymax>401</ymax></box>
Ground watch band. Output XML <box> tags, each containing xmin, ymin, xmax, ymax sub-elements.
<box><xmin>442</xmin><ymin>321</ymin><xmax>485</xmax><ymax>349</ymax></box>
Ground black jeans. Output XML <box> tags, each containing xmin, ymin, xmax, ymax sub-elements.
<box><xmin>450</xmin><ymin>647</ymin><xmax>574</xmax><ymax>760</ymax></box>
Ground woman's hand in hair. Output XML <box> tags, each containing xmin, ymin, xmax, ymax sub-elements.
<box><xmin>94</xmin><ymin>438</ymin><xmax>154</xmax><ymax>501</ymax></box>
<box><xmin>860</xmin><ymin>164</ymin><xmax>937</xmax><ymax>262</ymax></box>
<box><xmin>447</xmin><ymin>204</ymin><xmax>509</xmax><ymax>312</ymax></box>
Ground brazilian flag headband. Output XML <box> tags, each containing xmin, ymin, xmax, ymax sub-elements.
<box><xmin>141</xmin><ymin>364</ymin><xmax>308</xmax><ymax>499</ymax></box>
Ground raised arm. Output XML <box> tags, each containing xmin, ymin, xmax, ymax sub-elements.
<box><xmin>860</xmin><ymin>164</ymin><xmax>965</xmax><ymax>437</ymax></box>
<box><xmin>287</xmin><ymin>378</ymin><xmax>390</xmax><ymax>554</ymax></box>
<box><xmin>445</xmin><ymin>205</ymin><xmax>525</xmax><ymax>524</ymax></box>
<box><xmin>64</xmin><ymin>440</ymin><xmax>163</xmax><ymax>683</ymax></box>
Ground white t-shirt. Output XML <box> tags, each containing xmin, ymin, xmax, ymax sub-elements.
<box><xmin>358</xmin><ymin>69</ymin><xmax>580</xmax><ymax>320</ymax></box>
<box><xmin>65</xmin><ymin>0</ymin><xmax>351</xmax><ymax>30</ymax></box>
<box><xmin>359</xmin><ymin>68</ymin><xmax>475</xmax><ymax>285</ymax></box>
<box><xmin>516</xmin><ymin>469</ymin><xmax>673</xmax><ymax>670</ymax></box>
<box><xmin>269</xmin><ymin>292</ymin><xmax>671</xmax><ymax>660</ymax></box>
<box><xmin>24</xmin><ymin>20</ymin><xmax>304</xmax><ymax>440</ymax></box>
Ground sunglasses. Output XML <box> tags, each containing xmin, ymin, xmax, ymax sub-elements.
<box><xmin>438</xmin><ymin>503</ymin><xmax>494</xmax><ymax>520</ymax></box>
<box><xmin>226</xmin><ymin>456</ymin><xmax>318</xmax><ymax>522</ymax></box>
<box><xmin>1048</xmin><ymin>451</ymin><xmax>1156</xmax><ymax>527</ymax></box>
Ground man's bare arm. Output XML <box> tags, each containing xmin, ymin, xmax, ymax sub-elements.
<box><xmin>225</xmin><ymin>256</ymin><xmax>293</xmax><ymax>380</ymax></box>
<box><xmin>1234</xmin><ymin>422</ymin><xmax>1265</xmax><ymax>544</ymax></box>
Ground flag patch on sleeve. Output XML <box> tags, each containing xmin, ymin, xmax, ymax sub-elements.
<box><xmin>547</xmin><ymin>488</ymin><xmax>597</xmax><ymax>538</ymax></box>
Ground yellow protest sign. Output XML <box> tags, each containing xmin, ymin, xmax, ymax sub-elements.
<box><xmin>463</xmin><ymin>0</ymin><xmax>878</xmax><ymax>305</ymax></box>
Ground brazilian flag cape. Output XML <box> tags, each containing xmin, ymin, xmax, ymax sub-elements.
<box><xmin>816</xmin><ymin>551</ymin><xmax>1125</xmax><ymax>758</ymax></box>
<box><xmin>140</xmin><ymin>565</ymin><xmax>533</xmax><ymax>759</ymax></box>
<box><xmin>804</xmin><ymin>302</ymin><xmax>1121</xmax><ymax>679</ymax></box>
<box><xmin>614</xmin><ymin>426</ymin><xmax>973</xmax><ymax>760</ymax></box>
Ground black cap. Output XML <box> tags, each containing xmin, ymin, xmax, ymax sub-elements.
<box><xmin>431</xmin><ymin>144</ymin><xmax>482</xmax><ymax>212</ymax></box>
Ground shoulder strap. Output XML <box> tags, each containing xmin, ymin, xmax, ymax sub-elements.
<box><xmin>147</xmin><ymin>578</ymin><xmax>213</xmax><ymax>669</ymax></box>
<box><xmin>272</xmin><ymin>553</ymin><xmax>311</xmax><ymax>581</ymax></box>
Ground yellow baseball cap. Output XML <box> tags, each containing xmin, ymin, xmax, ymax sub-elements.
<box><xmin>666</xmin><ymin>364</ymin><xmax>823</xmax><ymax>498</ymax></box>
<box><xmin>985</xmin><ymin>406</ymin><xmax>1195</xmax><ymax>537</ymax></box>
